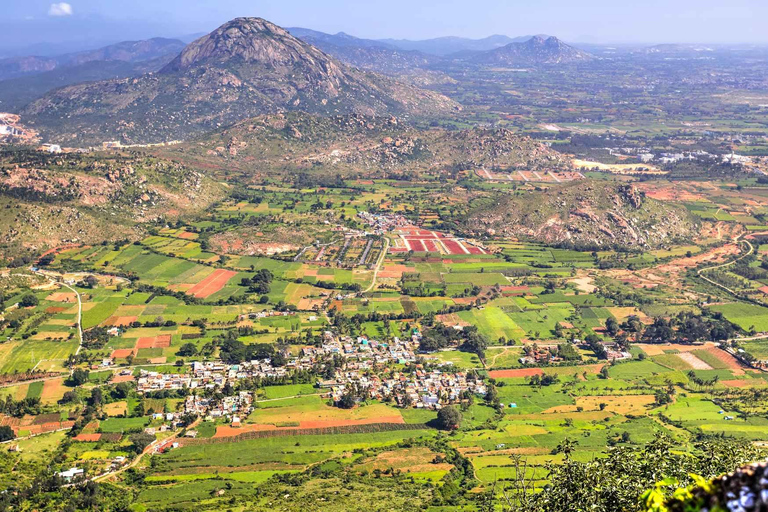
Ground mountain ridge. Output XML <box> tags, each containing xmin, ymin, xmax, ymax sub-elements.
<box><xmin>0</xmin><ymin>38</ymin><xmax>185</xmax><ymax>81</ymax></box>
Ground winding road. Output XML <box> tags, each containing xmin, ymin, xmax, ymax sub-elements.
<box><xmin>696</xmin><ymin>236</ymin><xmax>754</xmax><ymax>296</ymax></box>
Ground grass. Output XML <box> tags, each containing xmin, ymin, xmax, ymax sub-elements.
<box><xmin>709</xmin><ymin>303</ymin><xmax>768</xmax><ymax>332</ymax></box>
<box><xmin>261</xmin><ymin>383</ymin><xmax>319</xmax><ymax>400</ymax></box>
<box><xmin>247</xmin><ymin>397</ymin><xmax>401</xmax><ymax>425</ymax></box>
<box><xmin>157</xmin><ymin>430</ymin><xmax>435</xmax><ymax>471</ymax></box>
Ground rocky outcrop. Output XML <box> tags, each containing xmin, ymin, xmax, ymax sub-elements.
<box><xmin>461</xmin><ymin>182</ymin><xmax>697</xmax><ymax>250</ymax></box>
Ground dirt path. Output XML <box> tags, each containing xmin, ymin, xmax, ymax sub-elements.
<box><xmin>362</xmin><ymin>237</ymin><xmax>390</xmax><ymax>294</ymax></box>
<box><xmin>60</xmin><ymin>281</ymin><xmax>83</xmax><ymax>354</ymax></box>
<box><xmin>697</xmin><ymin>236</ymin><xmax>754</xmax><ymax>296</ymax></box>
<box><xmin>94</xmin><ymin>418</ymin><xmax>202</xmax><ymax>483</ymax></box>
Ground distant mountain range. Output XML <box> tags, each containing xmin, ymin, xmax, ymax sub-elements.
<box><xmin>378</xmin><ymin>34</ymin><xmax>541</xmax><ymax>56</ymax></box>
<box><xmin>286</xmin><ymin>28</ymin><xmax>591</xmax><ymax>75</ymax></box>
<box><xmin>289</xmin><ymin>28</ymin><xmax>441</xmax><ymax>75</ymax></box>
<box><xmin>0</xmin><ymin>38</ymin><xmax>185</xmax><ymax>81</ymax></box>
<box><xmin>21</xmin><ymin>18</ymin><xmax>458</xmax><ymax>145</ymax></box>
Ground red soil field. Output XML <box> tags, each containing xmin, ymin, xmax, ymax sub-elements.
<box><xmin>213</xmin><ymin>416</ymin><xmax>405</xmax><ymax>438</ymax></box>
<box><xmin>488</xmin><ymin>368</ymin><xmax>543</xmax><ymax>379</ymax></box>
<box><xmin>73</xmin><ymin>433</ymin><xmax>102</xmax><ymax>442</ymax></box>
<box><xmin>187</xmin><ymin>269</ymin><xmax>237</xmax><ymax>299</ymax></box>
<box><xmin>136</xmin><ymin>338</ymin><xmax>154</xmax><ymax>349</ymax></box>
<box><xmin>407</xmin><ymin>239</ymin><xmax>426</xmax><ymax>252</ymax></box>
<box><xmin>111</xmin><ymin>349</ymin><xmax>133</xmax><ymax>359</ymax></box>
<box><xmin>423</xmin><ymin>240</ymin><xmax>440</xmax><ymax>252</ymax></box>
<box><xmin>136</xmin><ymin>334</ymin><xmax>171</xmax><ymax>349</ymax></box>
<box><xmin>442</xmin><ymin>240</ymin><xmax>466</xmax><ymax>254</ymax></box>
<box><xmin>702</xmin><ymin>346</ymin><xmax>744</xmax><ymax>371</ymax></box>
<box><xmin>721</xmin><ymin>380</ymin><xmax>757</xmax><ymax>388</ymax></box>
<box><xmin>112</xmin><ymin>374</ymin><xmax>135</xmax><ymax>383</ymax></box>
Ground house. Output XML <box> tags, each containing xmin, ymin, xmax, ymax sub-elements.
<box><xmin>59</xmin><ymin>468</ymin><xmax>84</xmax><ymax>482</ymax></box>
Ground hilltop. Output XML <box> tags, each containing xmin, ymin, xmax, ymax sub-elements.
<box><xmin>468</xmin><ymin>36</ymin><xmax>593</xmax><ymax>65</ymax></box>
<box><xmin>461</xmin><ymin>182</ymin><xmax>698</xmax><ymax>249</ymax></box>
<box><xmin>20</xmin><ymin>18</ymin><xmax>458</xmax><ymax>146</ymax></box>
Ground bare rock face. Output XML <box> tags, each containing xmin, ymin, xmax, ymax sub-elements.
<box><xmin>22</xmin><ymin>18</ymin><xmax>457</xmax><ymax>146</ymax></box>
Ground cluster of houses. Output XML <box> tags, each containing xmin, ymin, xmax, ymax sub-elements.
<box><xmin>357</xmin><ymin>211</ymin><xmax>409</xmax><ymax>234</ymax></box>
<box><xmin>304</xmin><ymin>331</ymin><xmax>420</xmax><ymax>367</ymax></box>
<box><xmin>237</xmin><ymin>310</ymin><xmax>296</xmax><ymax>321</ymax></box>
<box><xmin>136</xmin><ymin>360</ymin><xmax>293</xmax><ymax>394</ymax></box>
<box><xmin>324</xmin><ymin>367</ymin><xmax>487</xmax><ymax>409</ymax></box>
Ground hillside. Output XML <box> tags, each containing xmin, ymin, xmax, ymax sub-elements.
<box><xmin>461</xmin><ymin>182</ymin><xmax>698</xmax><ymax>249</ymax></box>
<box><xmin>469</xmin><ymin>36</ymin><xmax>593</xmax><ymax>65</ymax></box>
<box><xmin>20</xmin><ymin>18</ymin><xmax>458</xmax><ymax>146</ymax></box>
<box><xmin>0</xmin><ymin>148</ymin><xmax>223</xmax><ymax>257</ymax></box>
<box><xmin>158</xmin><ymin>112</ymin><xmax>567</xmax><ymax>177</ymax></box>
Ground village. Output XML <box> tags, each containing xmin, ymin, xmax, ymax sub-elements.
<box><xmin>136</xmin><ymin>330</ymin><xmax>489</xmax><ymax>425</ymax></box>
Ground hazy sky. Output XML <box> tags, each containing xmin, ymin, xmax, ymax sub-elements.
<box><xmin>4</xmin><ymin>0</ymin><xmax>768</xmax><ymax>52</ymax></box>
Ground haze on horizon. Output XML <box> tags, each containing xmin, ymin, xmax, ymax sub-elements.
<box><xmin>2</xmin><ymin>0</ymin><xmax>767</xmax><ymax>55</ymax></box>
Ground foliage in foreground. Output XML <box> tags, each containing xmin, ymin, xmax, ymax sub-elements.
<box><xmin>493</xmin><ymin>435</ymin><xmax>767</xmax><ymax>512</ymax></box>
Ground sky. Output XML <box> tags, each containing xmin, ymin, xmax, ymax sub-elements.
<box><xmin>3</xmin><ymin>0</ymin><xmax>768</xmax><ymax>55</ymax></box>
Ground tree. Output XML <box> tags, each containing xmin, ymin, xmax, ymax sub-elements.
<box><xmin>436</xmin><ymin>405</ymin><xmax>462</xmax><ymax>430</ymax></box>
<box><xmin>129</xmin><ymin>433</ymin><xmax>156</xmax><ymax>453</ymax></box>
<box><xmin>69</xmin><ymin>368</ymin><xmax>89</xmax><ymax>386</ymax></box>
<box><xmin>19</xmin><ymin>294</ymin><xmax>38</xmax><ymax>308</ymax></box>
<box><xmin>90</xmin><ymin>387</ymin><xmax>103</xmax><ymax>407</ymax></box>
<box><xmin>112</xmin><ymin>382</ymin><xmax>132</xmax><ymax>400</ymax></box>
<box><xmin>485</xmin><ymin>384</ymin><xmax>499</xmax><ymax>405</ymax></box>
<box><xmin>0</xmin><ymin>425</ymin><xmax>13</xmax><ymax>441</ymax></box>
<box><xmin>338</xmin><ymin>391</ymin><xmax>357</xmax><ymax>409</ymax></box>
<box><xmin>176</xmin><ymin>343</ymin><xmax>198</xmax><ymax>357</ymax></box>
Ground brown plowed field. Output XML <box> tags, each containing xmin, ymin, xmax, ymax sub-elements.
<box><xmin>187</xmin><ymin>269</ymin><xmax>237</xmax><ymax>298</ymax></box>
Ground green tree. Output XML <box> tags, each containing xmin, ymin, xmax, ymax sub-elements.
<box><xmin>436</xmin><ymin>405</ymin><xmax>462</xmax><ymax>430</ymax></box>
<box><xmin>19</xmin><ymin>294</ymin><xmax>38</xmax><ymax>308</ymax></box>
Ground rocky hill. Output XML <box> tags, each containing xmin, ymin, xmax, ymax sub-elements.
<box><xmin>469</xmin><ymin>36</ymin><xmax>593</xmax><ymax>66</ymax></box>
<box><xmin>159</xmin><ymin>112</ymin><xmax>567</xmax><ymax>177</ymax></box>
<box><xmin>0</xmin><ymin>149</ymin><xmax>223</xmax><ymax>255</ymax></box>
<box><xmin>20</xmin><ymin>18</ymin><xmax>458</xmax><ymax>146</ymax></box>
<box><xmin>461</xmin><ymin>182</ymin><xmax>697</xmax><ymax>249</ymax></box>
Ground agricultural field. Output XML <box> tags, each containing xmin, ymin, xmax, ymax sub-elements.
<box><xmin>2</xmin><ymin>151</ymin><xmax>768</xmax><ymax>512</ymax></box>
